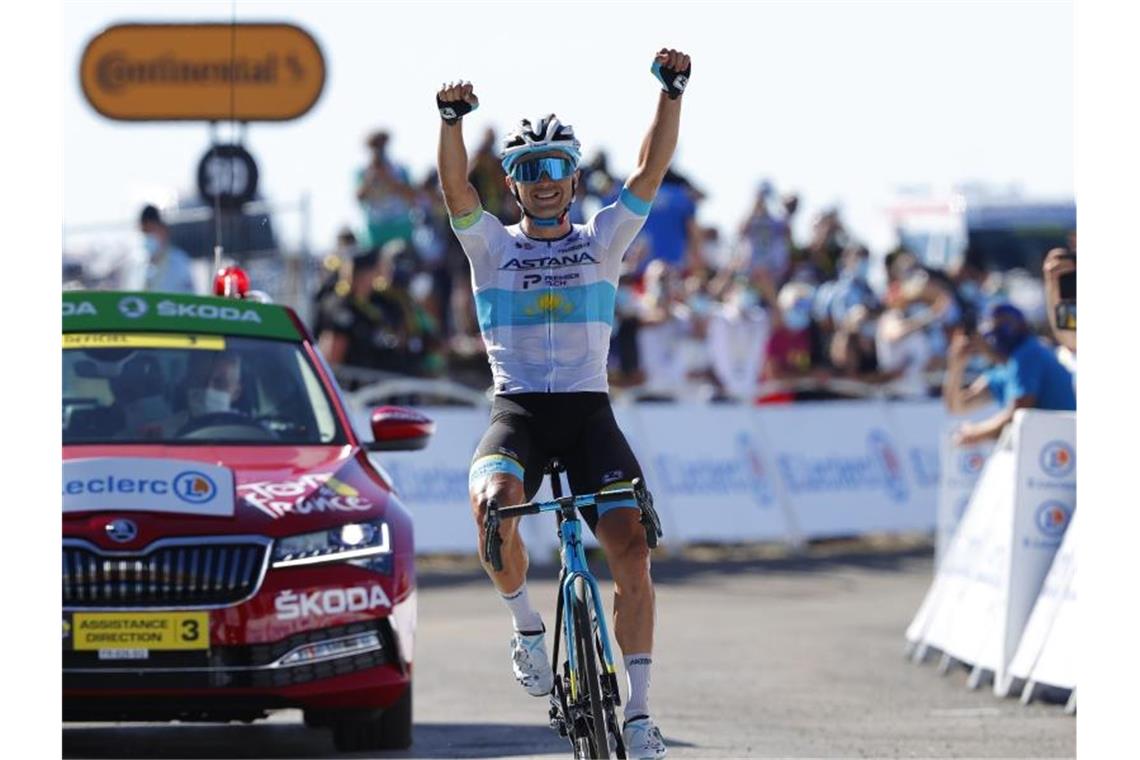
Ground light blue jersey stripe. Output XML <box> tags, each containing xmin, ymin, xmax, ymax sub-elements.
<box><xmin>475</xmin><ymin>282</ymin><xmax>617</xmax><ymax>331</ymax></box>
<box><xmin>619</xmin><ymin>186</ymin><xmax>653</xmax><ymax>216</ymax></box>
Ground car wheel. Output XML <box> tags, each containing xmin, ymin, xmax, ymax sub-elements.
<box><xmin>330</xmin><ymin>684</ymin><xmax>413</xmax><ymax>752</ymax></box>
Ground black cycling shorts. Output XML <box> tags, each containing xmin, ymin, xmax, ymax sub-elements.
<box><xmin>468</xmin><ymin>392</ymin><xmax>644</xmax><ymax>531</ymax></box>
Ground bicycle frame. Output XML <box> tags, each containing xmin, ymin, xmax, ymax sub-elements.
<box><xmin>482</xmin><ymin>469</ymin><xmax>662</xmax><ymax>758</ymax></box>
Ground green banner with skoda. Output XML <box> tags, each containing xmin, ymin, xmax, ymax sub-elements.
<box><xmin>62</xmin><ymin>291</ymin><xmax>300</xmax><ymax>341</ymax></box>
<box><xmin>63</xmin><ymin>458</ymin><xmax>235</xmax><ymax>517</ymax></box>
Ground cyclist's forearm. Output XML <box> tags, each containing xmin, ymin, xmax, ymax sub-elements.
<box><xmin>628</xmin><ymin>93</ymin><xmax>681</xmax><ymax>200</ymax></box>
<box><xmin>437</xmin><ymin>121</ymin><xmax>479</xmax><ymax>216</ymax></box>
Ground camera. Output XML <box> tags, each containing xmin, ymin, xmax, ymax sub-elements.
<box><xmin>1054</xmin><ymin>252</ymin><xmax>1076</xmax><ymax>330</ymax></box>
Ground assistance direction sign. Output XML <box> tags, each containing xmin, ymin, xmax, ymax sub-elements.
<box><xmin>80</xmin><ymin>23</ymin><xmax>325</xmax><ymax>121</ymax></box>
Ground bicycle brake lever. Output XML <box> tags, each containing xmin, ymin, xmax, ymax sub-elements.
<box><xmin>632</xmin><ymin>478</ymin><xmax>663</xmax><ymax>549</ymax></box>
<box><xmin>483</xmin><ymin>499</ymin><xmax>504</xmax><ymax>571</ymax></box>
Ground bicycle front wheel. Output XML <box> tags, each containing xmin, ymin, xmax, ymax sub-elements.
<box><xmin>572</xmin><ymin>576</ymin><xmax>610</xmax><ymax>759</ymax></box>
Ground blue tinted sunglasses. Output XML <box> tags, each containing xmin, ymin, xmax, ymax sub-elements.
<box><xmin>510</xmin><ymin>156</ymin><xmax>576</xmax><ymax>183</ymax></box>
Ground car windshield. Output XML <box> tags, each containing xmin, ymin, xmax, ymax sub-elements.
<box><xmin>63</xmin><ymin>333</ymin><xmax>345</xmax><ymax>445</ymax></box>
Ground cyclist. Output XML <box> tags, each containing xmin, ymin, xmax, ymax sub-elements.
<box><xmin>436</xmin><ymin>47</ymin><xmax>691</xmax><ymax>760</ymax></box>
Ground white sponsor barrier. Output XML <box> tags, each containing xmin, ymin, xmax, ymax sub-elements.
<box><xmin>935</xmin><ymin>434</ymin><xmax>992</xmax><ymax>568</ymax></box>
<box><xmin>355</xmin><ymin>400</ymin><xmax>976</xmax><ymax>555</ymax></box>
<box><xmin>63</xmin><ymin>458</ymin><xmax>235</xmax><ymax>517</ymax></box>
<box><xmin>1009</xmin><ymin>510</ymin><xmax>1077</xmax><ymax>697</ymax></box>
<box><xmin>905</xmin><ymin>410</ymin><xmax>1075</xmax><ymax>696</ymax></box>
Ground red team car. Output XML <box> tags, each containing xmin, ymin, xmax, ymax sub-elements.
<box><xmin>62</xmin><ymin>285</ymin><xmax>433</xmax><ymax>751</ymax></box>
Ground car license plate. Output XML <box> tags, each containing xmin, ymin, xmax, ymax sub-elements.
<box><xmin>68</xmin><ymin>611</ymin><xmax>209</xmax><ymax>651</ymax></box>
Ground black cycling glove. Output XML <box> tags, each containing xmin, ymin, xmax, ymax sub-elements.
<box><xmin>437</xmin><ymin>96</ymin><xmax>477</xmax><ymax>125</ymax></box>
<box><xmin>651</xmin><ymin>59</ymin><xmax>691</xmax><ymax>100</ymax></box>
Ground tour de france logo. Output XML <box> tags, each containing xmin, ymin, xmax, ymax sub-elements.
<box><xmin>1038</xmin><ymin>440</ymin><xmax>1075</xmax><ymax>478</ymax></box>
<box><xmin>173</xmin><ymin>471</ymin><xmax>218</xmax><ymax>504</ymax></box>
<box><xmin>1034</xmin><ymin>500</ymin><xmax>1071</xmax><ymax>538</ymax></box>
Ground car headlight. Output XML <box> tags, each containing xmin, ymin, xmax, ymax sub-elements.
<box><xmin>271</xmin><ymin>521</ymin><xmax>391</xmax><ymax>569</ymax></box>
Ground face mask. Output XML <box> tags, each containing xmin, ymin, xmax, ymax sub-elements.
<box><xmin>144</xmin><ymin>234</ymin><xmax>162</xmax><ymax>256</ymax></box>
<box><xmin>850</xmin><ymin>260</ymin><xmax>869</xmax><ymax>280</ymax></box>
<box><xmin>983</xmin><ymin>323</ymin><xmax>1028</xmax><ymax>358</ymax></box>
<box><xmin>188</xmin><ymin>388</ymin><xmax>232</xmax><ymax>416</ymax></box>
<box><xmin>784</xmin><ymin>306</ymin><xmax>811</xmax><ymax>331</ymax></box>
<box><xmin>959</xmin><ymin>281</ymin><xmax>981</xmax><ymax>303</ymax></box>
<box><xmin>736</xmin><ymin>290</ymin><xmax>759</xmax><ymax>310</ymax></box>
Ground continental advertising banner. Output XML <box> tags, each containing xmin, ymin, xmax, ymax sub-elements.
<box><xmin>80</xmin><ymin>24</ymin><xmax>325</xmax><ymax>122</ymax></box>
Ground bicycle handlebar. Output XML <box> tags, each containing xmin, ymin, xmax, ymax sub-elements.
<box><xmin>481</xmin><ymin>478</ymin><xmax>664</xmax><ymax>570</ymax></box>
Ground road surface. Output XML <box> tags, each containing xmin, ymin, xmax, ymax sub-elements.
<box><xmin>64</xmin><ymin>545</ymin><xmax>1074</xmax><ymax>758</ymax></box>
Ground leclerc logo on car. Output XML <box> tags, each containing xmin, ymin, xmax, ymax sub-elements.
<box><xmin>172</xmin><ymin>471</ymin><xmax>218</xmax><ymax>504</ymax></box>
<box><xmin>63</xmin><ymin>470</ymin><xmax>217</xmax><ymax>503</ymax></box>
<box><xmin>1039</xmin><ymin>441</ymin><xmax>1075</xmax><ymax>478</ymax></box>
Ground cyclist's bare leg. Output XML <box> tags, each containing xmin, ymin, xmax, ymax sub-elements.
<box><xmin>470</xmin><ymin>473</ymin><xmax>529</xmax><ymax>593</ymax></box>
<box><xmin>595</xmin><ymin>507</ymin><xmax>654</xmax><ymax>654</ymax></box>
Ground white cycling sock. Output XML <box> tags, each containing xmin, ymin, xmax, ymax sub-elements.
<box><xmin>501</xmin><ymin>583</ymin><xmax>544</xmax><ymax>633</ymax></box>
<box><xmin>623</xmin><ymin>653</ymin><xmax>653</xmax><ymax>721</ymax></box>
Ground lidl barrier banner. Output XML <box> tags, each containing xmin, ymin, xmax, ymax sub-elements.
<box><xmin>351</xmin><ymin>400</ymin><xmax>994</xmax><ymax>555</ymax></box>
<box><xmin>1009</xmin><ymin>510</ymin><xmax>1077</xmax><ymax>692</ymax></box>
<box><xmin>905</xmin><ymin>410</ymin><xmax>1076</xmax><ymax>696</ymax></box>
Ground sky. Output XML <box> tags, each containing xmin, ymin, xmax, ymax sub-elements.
<box><xmin>63</xmin><ymin>0</ymin><xmax>1074</xmax><ymax>257</ymax></box>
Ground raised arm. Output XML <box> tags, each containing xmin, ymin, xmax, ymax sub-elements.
<box><xmin>435</xmin><ymin>81</ymin><xmax>482</xmax><ymax>218</ymax></box>
<box><xmin>626</xmin><ymin>49</ymin><xmax>691</xmax><ymax>204</ymax></box>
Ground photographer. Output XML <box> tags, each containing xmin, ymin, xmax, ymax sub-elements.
<box><xmin>1043</xmin><ymin>246</ymin><xmax>1077</xmax><ymax>366</ymax></box>
<box><xmin>942</xmin><ymin>302</ymin><xmax>1076</xmax><ymax>446</ymax></box>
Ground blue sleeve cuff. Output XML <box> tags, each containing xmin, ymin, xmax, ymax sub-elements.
<box><xmin>619</xmin><ymin>186</ymin><xmax>653</xmax><ymax>216</ymax></box>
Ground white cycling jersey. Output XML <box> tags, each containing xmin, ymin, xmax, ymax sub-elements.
<box><xmin>451</xmin><ymin>187</ymin><xmax>652</xmax><ymax>393</ymax></box>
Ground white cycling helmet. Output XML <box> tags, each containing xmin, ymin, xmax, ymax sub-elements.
<box><xmin>500</xmin><ymin>114</ymin><xmax>582</xmax><ymax>174</ymax></box>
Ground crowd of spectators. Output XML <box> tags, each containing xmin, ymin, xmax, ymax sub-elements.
<box><xmin>305</xmin><ymin>126</ymin><xmax>1075</xmax><ymax>403</ymax></box>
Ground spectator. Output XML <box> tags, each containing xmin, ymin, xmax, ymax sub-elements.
<box><xmin>373</xmin><ymin>240</ymin><xmax>446</xmax><ymax>377</ymax></box>
<box><xmin>814</xmin><ymin>243</ymin><xmax>879</xmax><ymax>332</ymax></box>
<box><xmin>138</xmin><ymin>204</ymin><xmax>195</xmax><ymax>294</ymax></box>
<box><xmin>1042</xmin><ymin>246</ymin><xmax>1077</xmax><ymax>363</ymax></box>
<box><xmin>609</xmin><ymin>274</ymin><xmax>644</xmax><ymax>387</ymax></box>
<box><xmin>468</xmin><ymin>127</ymin><xmax>519</xmax><ymax>224</ymax></box>
<box><xmin>829</xmin><ymin>304</ymin><xmax>882</xmax><ymax>383</ymax></box>
<box><xmin>357</xmin><ymin>130</ymin><xmax>417</xmax><ymax>249</ymax></box>
<box><xmin>634</xmin><ymin>169</ymin><xmax>701</xmax><ymax>277</ymax></box>
<box><xmin>874</xmin><ymin>278</ymin><xmax>946</xmax><ymax>398</ymax></box>
<box><xmin>943</xmin><ymin>302</ymin><xmax>1076</xmax><ymax>445</ymax></box>
<box><xmin>707</xmin><ymin>277</ymin><xmax>770</xmax><ymax>401</ymax></box>
<box><xmin>763</xmin><ymin>282</ymin><xmax>822</xmax><ymax>382</ymax></box>
<box><xmin>738</xmin><ymin>181</ymin><xmax>794</xmax><ymax>283</ymax></box>
<box><xmin>311</xmin><ymin>228</ymin><xmax>358</xmax><ymax>338</ymax></box>
<box><xmin>317</xmin><ymin>247</ymin><xmax>407</xmax><ymax>374</ymax></box>
<box><xmin>636</xmin><ymin>261</ymin><xmax>693</xmax><ymax>396</ymax></box>
<box><xmin>797</xmin><ymin>207</ymin><xmax>848</xmax><ymax>282</ymax></box>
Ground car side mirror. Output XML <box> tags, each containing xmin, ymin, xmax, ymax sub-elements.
<box><xmin>366</xmin><ymin>406</ymin><xmax>435</xmax><ymax>452</ymax></box>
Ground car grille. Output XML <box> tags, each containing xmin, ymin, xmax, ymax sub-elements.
<box><xmin>62</xmin><ymin>537</ymin><xmax>270</xmax><ymax>609</ymax></box>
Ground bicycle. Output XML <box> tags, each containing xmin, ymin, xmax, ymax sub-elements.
<box><xmin>483</xmin><ymin>460</ymin><xmax>663</xmax><ymax>760</ymax></box>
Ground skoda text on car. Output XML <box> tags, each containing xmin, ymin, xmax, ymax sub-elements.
<box><xmin>61</xmin><ymin>285</ymin><xmax>434</xmax><ymax>752</ymax></box>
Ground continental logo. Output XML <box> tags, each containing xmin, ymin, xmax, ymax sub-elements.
<box><xmin>96</xmin><ymin>52</ymin><xmax>287</xmax><ymax>93</ymax></box>
<box><xmin>500</xmin><ymin>252</ymin><xmax>598</xmax><ymax>270</ymax></box>
<box><xmin>80</xmin><ymin>24</ymin><xmax>325</xmax><ymax>122</ymax></box>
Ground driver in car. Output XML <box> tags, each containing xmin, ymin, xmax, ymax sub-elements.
<box><xmin>185</xmin><ymin>352</ymin><xmax>246</xmax><ymax>418</ymax></box>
